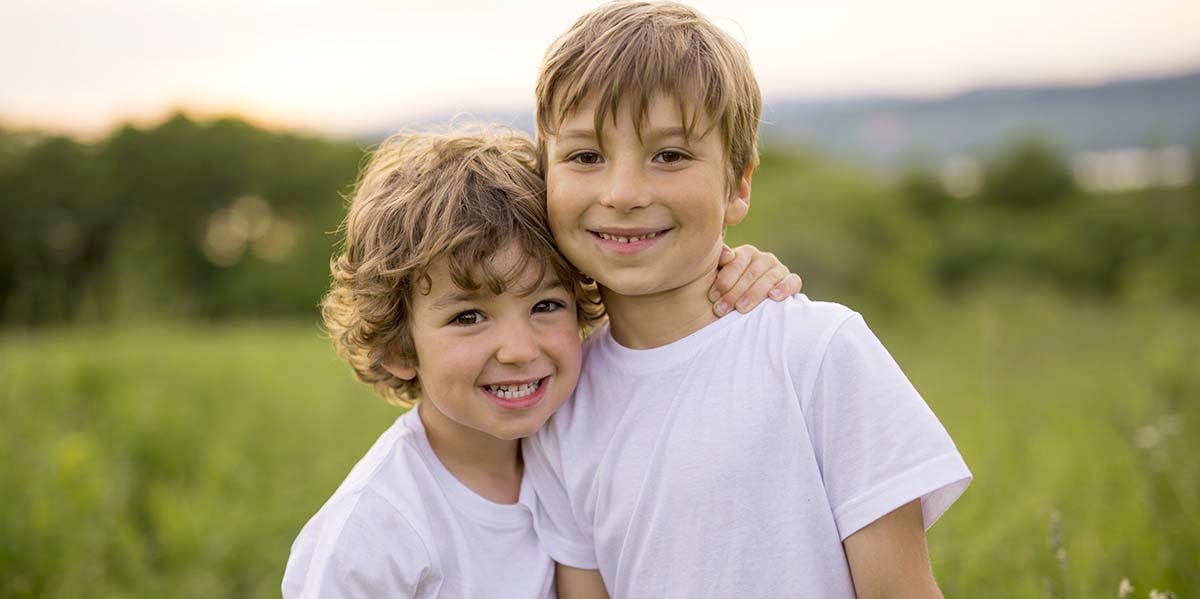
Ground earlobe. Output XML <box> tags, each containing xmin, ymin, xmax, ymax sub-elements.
<box><xmin>724</xmin><ymin>164</ymin><xmax>754</xmax><ymax>226</ymax></box>
<box><xmin>383</xmin><ymin>360</ymin><xmax>418</xmax><ymax>381</ymax></box>
<box><xmin>725</xmin><ymin>197</ymin><xmax>749</xmax><ymax>226</ymax></box>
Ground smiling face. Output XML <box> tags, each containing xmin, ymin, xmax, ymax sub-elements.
<box><xmin>387</xmin><ymin>244</ymin><xmax>583</xmax><ymax>442</ymax></box>
<box><xmin>543</xmin><ymin>94</ymin><xmax>752</xmax><ymax>300</ymax></box>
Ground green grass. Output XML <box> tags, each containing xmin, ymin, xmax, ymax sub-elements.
<box><xmin>889</xmin><ymin>293</ymin><xmax>1199</xmax><ymax>599</ymax></box>
<box><xmin>0</xmin><ymin>322</ymin><xmax>400</xmax><ymax>598</ymax></box>
<box><xmin>1</xmin><ymin>297</ymin><xmax>1196</xmax><ymax>598</ymax></box>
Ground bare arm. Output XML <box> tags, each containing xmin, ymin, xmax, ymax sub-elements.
<box><xmin>842</xmin><ymin>499</ymin><xmax>944</xmax><ymax>599</ymax></box>
<box><xmin>555</xmin><ymin>563</ymin><xmax>610</xmax><ymax>599</ymax></box>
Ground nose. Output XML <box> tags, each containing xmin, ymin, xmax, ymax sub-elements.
<box><xmin>495</xmin><ymin>319</ymin><xmax>540</xmax><ymax>365</ymax></box>
<box><xmin>600</xmin><ymin>161</ymin><xmax>650</xmax><ymax>212</ymax></box>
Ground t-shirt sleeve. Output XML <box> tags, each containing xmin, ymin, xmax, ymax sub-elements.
<box><xmin>282</xmin><ymin>489</ymin><xmax>434</xmax><ymax>599</ymax></box>
<box><xmin>523</xmin><ymin>429</ymin><xmax>599</xmax><ymax>569</ymax></box>
<box><xmin>799</xmin><ymin>313</ymin><xmax>971</xmax><ymax>541</ymax></box>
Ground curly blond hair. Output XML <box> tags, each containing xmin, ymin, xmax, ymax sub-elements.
<box><xmin>322</xmin><ymin>126</ymin><xmax>601</xmax><ymax>406</ymax></box>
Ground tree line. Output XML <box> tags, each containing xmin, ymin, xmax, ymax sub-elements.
<box><xmin>2</xmin><ymin>113</ymin><xmax>1197</xmax><ymax>326</ymax></box>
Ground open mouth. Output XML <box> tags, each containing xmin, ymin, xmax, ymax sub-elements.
<box><xmin>589</xmin><ymin>228</ymin><xmax>671</xmax><ymax>244</ymax></box>
<box><xmin>480</xmin><ymin>376</ymin><xmax>549</xmax><ymax>408</ymax></box>
<box><xmin>483</xmin><ymin>378</ymin><xmax>545</xmax><ymax>399</ymax></box>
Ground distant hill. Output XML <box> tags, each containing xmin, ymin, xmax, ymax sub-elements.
<box><xmin>764</xmin><ymin>69</ymin><xmax>1200</xmax><ymax>166</ymax></box>
<box><xmin>368</xmin><ymin>68</ymin><xmax>1200</xmax><ymax>168</ymax></box>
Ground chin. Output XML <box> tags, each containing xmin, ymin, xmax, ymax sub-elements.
<box><xmin>494</xmin><ymin>415</ymin><xmax>551</xmax><ymax>441</ymax></box>
<box><xmin>600</xmin><ymin>276</ymin><xmax>668</xmax><ymax>297</ymax></box>
<box><xmin>493</xmin><ymin>425</ymin><xmax>538</xmax><ymax>441</ymax></box>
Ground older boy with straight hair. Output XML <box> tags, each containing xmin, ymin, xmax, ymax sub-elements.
<box><xmin>282</xmin><ymin>126</ymin><xmax>801</xmax><ymax>598</ymax></box>
<box><xmin>525</xmin><ymin>3</ymin><xmax>972</xmax><ymax>598</ymax></box>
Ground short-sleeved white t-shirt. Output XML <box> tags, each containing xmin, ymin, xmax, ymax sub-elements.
<box><xmin>283</xmin><ymin>408</ymin><xmax>555</xmax><ymax>599</ymax></box>
<box><xmin>524</xmin><ymin>295</ymin><xmax>971</xmax><ymax>599</ymax></box>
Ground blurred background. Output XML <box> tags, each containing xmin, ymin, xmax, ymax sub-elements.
<box><xmin>2</xmin><ymin>1</ymin><xmax>1197</xmax><ymax>597</ymax></box>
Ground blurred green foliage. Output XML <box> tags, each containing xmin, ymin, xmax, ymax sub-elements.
<box><xmin>2</xmin><ymin>114</ymin><xmax>1199</xmax><ymax>326</ymax></box>
<box><xmin>0</xmin><ymin>114</ymin><xmax>362</xmax><ymax>324</ymax></box>
<box><xmin>2</xmin><ymin>114</ymin><xmax>1198</xmax><ymax>597</ymax></box>
<box><xmin>732</xmin><ymin>137</ymin><xmax>1200</xmax><ymax>313</ymax></box>
<box><xmin>1</xmin><ymin>299</ymin><xmax>1195</xmax><ymax>598</ymax></box>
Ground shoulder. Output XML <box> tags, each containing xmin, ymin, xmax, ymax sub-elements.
<box><xmin>739</xmin><ymin>294</ymin><xmax>860</xmax><ymax>361</ymax></box>
<box><xmin>283</xmin><ymin>486</ymin><xmax>437</xmax><ymax>598</ymax></box>
<box><xmin>540</xmin><ymin>323</ymin><xmax>612</xmax><ymax>430</ymax></box>
<box><xmin>755</xmin><ymin>293</ymin><xmax>857</xmax><ymax>329</ymax></box>
<box><xmin>282</xmin><ymin>413</ymin><xmax>440</xmax><ymax>598</ymax></box>
<box><xmin>578</xmin><ymin>320</ymin><xmax>612</xmax><ymax>367</ymax></box>
<box><xmin>321</xmin><ymin>411</ymin><xmax>437</xmax><ymax>509</ymax></box>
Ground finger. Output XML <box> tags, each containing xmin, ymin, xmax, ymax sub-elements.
<box><xmin>714</xmin><ymin>259</ymin><xmax>773</xmax><ymax>315</ymax></box>
<box><xmin>770</xmin><ymin>273</ymin><xmax>803</xmax><ymax>300</ymax></box>
<box><xmin>731</xmin><ymin>264</ymin><xmax>789</xmax><ymax>313</ymax></box>
<box><xmin>709</xmin><ymin>246</ymin><xmax>751</xmax><ymax>303</ymax></box>
<box><xmin>717</xmin><ymin>245</ymin><xmax>735</xmax><ymax>267</ymax></box>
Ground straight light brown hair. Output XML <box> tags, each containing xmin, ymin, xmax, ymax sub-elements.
<box><xmin>535</xmin><ymin>1</ymin><xmax>762</xmax><ymax>192</ymax></box>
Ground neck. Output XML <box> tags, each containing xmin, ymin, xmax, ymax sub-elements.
<box><xmin>602</xmin><ymin>265</ymin><xmax>721</xmax><ymax>350</ymax></box>
<box><xmin>417</xmin><ymin>402</ymin><xmax>523</xmax><ymax>504</ymax></box>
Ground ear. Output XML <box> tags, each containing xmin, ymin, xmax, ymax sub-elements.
<box><xmin>382</xmin><ymin>359</ymin><xmax>418</xmax><ymax>381</ymax></box>
<box><xmin>724</xmin><ymin>163</ymin><xmax>753</xmax><ymax>226</ymax></box>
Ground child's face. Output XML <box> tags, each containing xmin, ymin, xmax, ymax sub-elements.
<box><xmin>393</xmin><ymin>243</ymin><xmax>582</xmax><ymax>441</ymax></box>
<box><xmin>543</xmin><ymin>94</ymin><xmax>751</xmax><ymax>298</ymax></box>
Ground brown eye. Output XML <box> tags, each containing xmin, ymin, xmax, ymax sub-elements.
<box><xmin>655</xmin><ymin>150</ymin><xmax>687</xmax><ymax>164</ymax></box>
<box><xmin>532</xmin><ymin>299</ymin><xmax>567</xmax><ymax>314</ymax></box>
<box><xmin>450</xmin><ymin>310</ymin><xmax>483</xmax><ymax>326</ymax></box>
<box><xmin>571</xmin><ymin>151</ymin><xmax>602</xmax><ymax>165</ymax></box>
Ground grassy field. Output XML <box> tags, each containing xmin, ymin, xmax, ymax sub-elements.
<box><xmin>1</xmin><ymin>294</ymin><xmax>1196</xmax><ymax>598</ymax></box>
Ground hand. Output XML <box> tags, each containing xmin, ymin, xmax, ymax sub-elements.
<box><xmin>708</xmin><ymin>244</ymin><xmax>803</xmax><ymax>317</ymax></box>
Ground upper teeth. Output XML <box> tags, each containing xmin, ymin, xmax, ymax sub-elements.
<box><xmin>486</xmin><ymin>381</ymin><xmax>539</xmax><ymax>399</ymax></box>
<box><xmin>597</xmin><ymin>231</ymin><xmax>661</xmax><ymax>243</ymax></box>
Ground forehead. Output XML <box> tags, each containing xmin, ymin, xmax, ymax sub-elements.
<box><xmin>417</xmin><ymin>243</ymin><xmax>559</xmax><ymax>301</ymax></box>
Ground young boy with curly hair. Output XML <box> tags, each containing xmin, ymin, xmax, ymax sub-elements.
<box><xmin>281</xmin><ymin>127</ymin><xmax>800</xmax><ymax>598</ymax></box>
<box><xmin>524</xmin><ymin>3</ymin><xmax>972</xmax><ymax>598</ymax></box>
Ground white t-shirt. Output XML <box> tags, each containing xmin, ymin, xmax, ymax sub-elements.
<box><xmin>524</xmin><ymin>295</ymin><xmax>971</xmax><ymax>599</ymax></box>
<box><xmin>283</xmin><ymin>408</ymin><xmax>556</xmax><ymax>599</ymax></box>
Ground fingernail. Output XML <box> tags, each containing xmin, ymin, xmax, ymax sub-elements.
<box><xmin>736</xmin><ymin>298</ymin><xmax>750</xmax><ymax>312</ymax></box>
<box><xmin>770</xmin><ymin>288</ymin><xmax>783</xmax><ymax>300</ymax></box>
<box><xmin>721</xmin><ymin>247</ymin><xmax>733</xmax><ymax>259</ymax></box>
<box><xmin>716</xmin><ymin>301</ymin><xmax>730</xmax><ymax>316</ymax></box>
<box><xmin>708</xmin><ymin>289</ymin><xmax>720</xmax><ymax>302</ymax></box>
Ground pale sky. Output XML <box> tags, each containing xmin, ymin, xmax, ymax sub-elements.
<box><xmin>3</xmin><ymin>0</ymin><xmax>1199</xmax><ymax>136</ymax></box>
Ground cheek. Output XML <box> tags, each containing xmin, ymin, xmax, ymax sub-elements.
<box><xmin>545</xmin><ymin>173</ymin><xmax>564</xmax><ymax>206</ymax></box>
<box><xmin>415</xmin><ymin>335</ymin><xmax>475</xmax><ymax>386</ymax></box>
<box><xmin>546</xmin><ymin>202</ymin><xmax>570</xmax><ymax>231</ymax></box>
<box><xmin>544</xmin><ymin>321</ymin><xmax>583</xmax><ymax>365</ymax></box>
<box><xmin>560</xmin><ymin>337</ymin><xmax>584</xmax><ymax>376</ymax></box>
<box><xmin>547</xmin><ymin>173</ymin><xmax>585</xmax><ymax>213</ymax></box>
<box><xmin>545</xmin><ymin>197</ymin><xmax>569</xmax><ymax>233</ymax></box>
<box><xmin>678</xmin><ymin>197</ymin><xmax>726</xmax><ymax>233</ymax></box>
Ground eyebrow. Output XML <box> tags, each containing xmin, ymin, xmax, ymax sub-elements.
<box><xmin>428</xmin><ymin>278</ymin><xmax>567</xmax><ymax>310</ymax></box>
<box><xmin>535</xmin><ymin>279</ymin><xmax>568</xmax><ymax>295</ymax></box>
<box><xmin>430</xmin><ymin>289</ymin><xmax>480</xmax><ymax>311</ymax></box>
<box><xmin>644</xmin><ymin>126</ymin><xmax>690</xmax><ymax>141</ymax></box>
<box><xmin>557</xmin><ymin>125</ymin><xmax>693</xmax><ymax>142</ymax></box>
<box><xmin>555</xmin><ymin>128</ymin><xmax>598</xmax><ymax>143</ymax></box>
